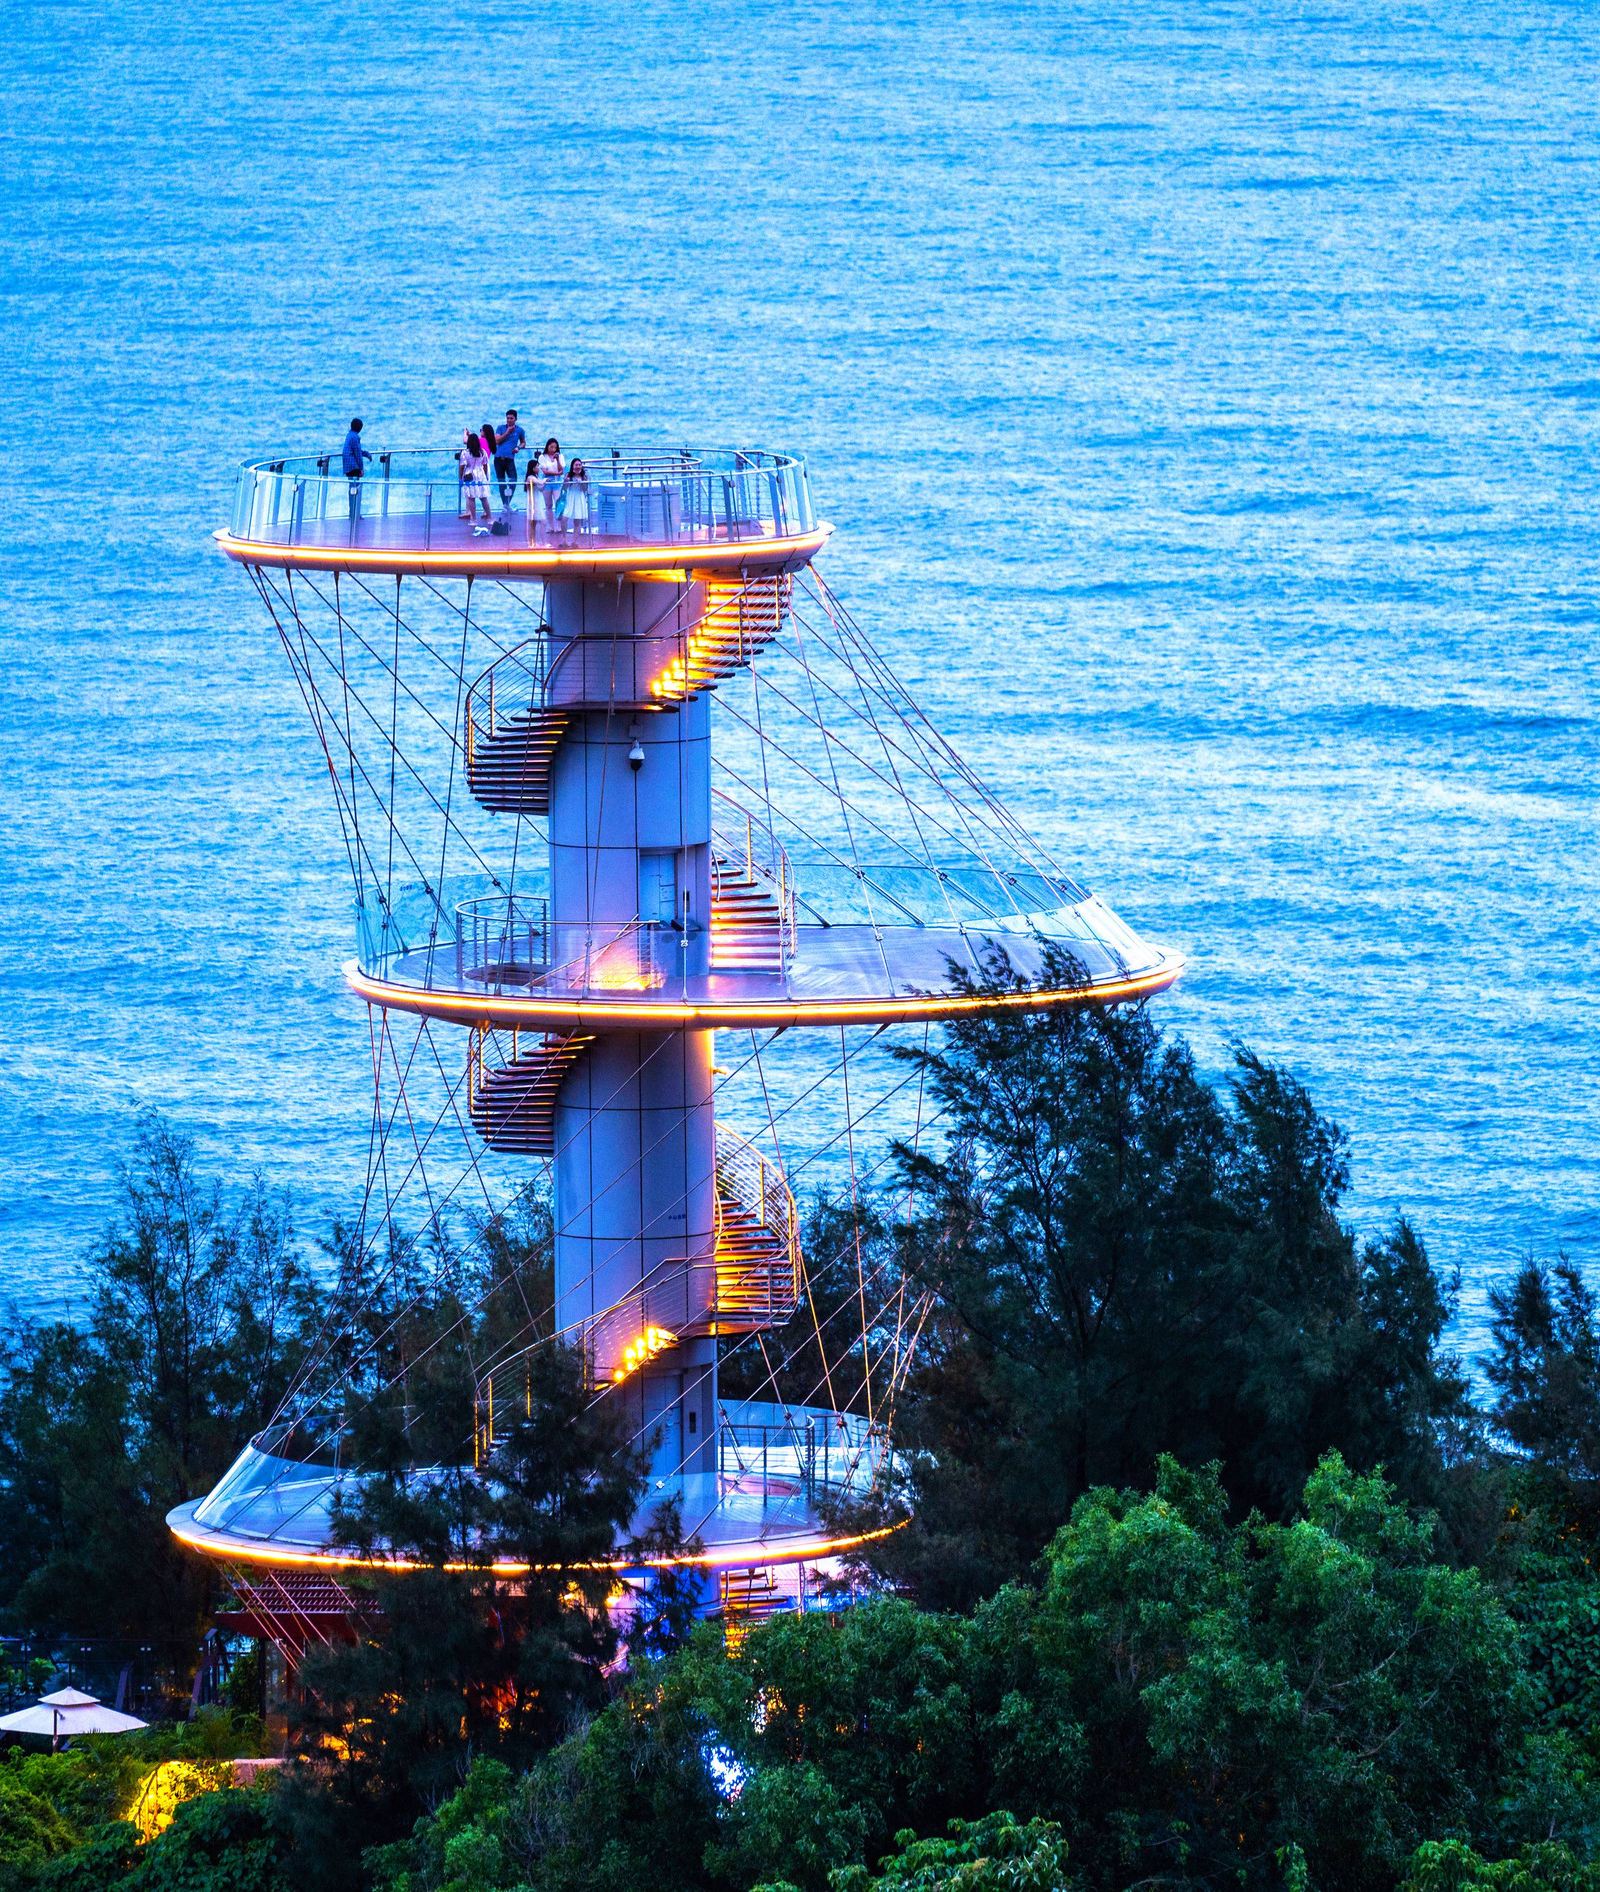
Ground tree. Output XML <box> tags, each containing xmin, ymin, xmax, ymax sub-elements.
<box><xmin>408</xmin><ymin>1454</ymin><xmax>1587</xmax><ymax>1892</ymax></box>
<box><xmin>280</xmin><ymin>1341</ymin><xmax>646</xmax><ymax>1889</ymax></box>
<box><xmin>0</xmin><ymin>1116</ymin><xmax>318</xmax><ymax>1645</ymax></box>
<box><xmin>825</xmin><ymin>1812</ymin><xmax>1079</xmax><ymax>1892</ymax></box>
<box><xmin>1487</xmin><ymin>1261</ymin><xmax>1600</xmax><ymax>1489</ymax></box>
<box><xmin>874</xmin><ymin>954</ymin><xmax>1474</xmax><ymax>1605</ymax></box>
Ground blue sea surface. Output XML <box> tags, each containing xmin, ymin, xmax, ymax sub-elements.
<box><xmin>0</xmin><ymin>0</ymin><xmax>1595</xmax><ymax>1355</ymax></box>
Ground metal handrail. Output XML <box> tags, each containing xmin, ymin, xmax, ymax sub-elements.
<box><xmin>463</xmin><ymin>639</ymin><xmax>550</xmax><ymax>763</ymax></box>
<box><xmin>227</xmin><ymin>445</ymin><xmax>814</xmax><ymax>551</ymax></box>
<box><xmin>711</xmin><ymin>787</ymin><xmax>799</xmax><ymax>966</ymax></box>
<box><xmin>714</xmin><ymin>1123</ymin><xmax>801</xmax><ymax>1314</ymax></box>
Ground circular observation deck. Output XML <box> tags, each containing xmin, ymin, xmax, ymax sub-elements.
<box><xmin>166</xmin><ymin>1401</ymin><xmax>893</xmax><ymax>1575</ymax></box>
<box><xmin>346</xmin><ymin>880</ymin><xmax>1184</xmax><ymax>1032</ymax></box>
<box><xmin>215</xmin><ymin>446</ymin><xmax>829</xmax><ymax>578</ymax></box>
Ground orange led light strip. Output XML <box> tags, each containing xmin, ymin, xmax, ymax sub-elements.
<box><xmin>213</xmin><ymin>525</ymin><xmax>833</xmax><ymax>578</ymax></box>
<box><xmin>344</xmin><ymin>955</ymin><xmax>1185</xmax><ymax>1031</ymax></box>
<box><xmin>169</xmin><ymin>1515</ymin><xmax>905</xmax><ymax>1575</ymax></box>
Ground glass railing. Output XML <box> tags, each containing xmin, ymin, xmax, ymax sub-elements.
<box><xmin>227</xmin><ymin>446</ymin><xmax>815</xmax><ymax>553</ymax></box>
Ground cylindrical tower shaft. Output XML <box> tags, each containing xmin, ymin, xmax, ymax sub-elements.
<box><xmin>545</xmin><ymin>577</ymin><xmax>720</xmax><ymax>1482</ymax></box>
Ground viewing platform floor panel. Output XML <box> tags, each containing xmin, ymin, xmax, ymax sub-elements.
<box><xmin>347</xmin><ymin>922</ymin><xmax>1185</xmax><ymax>1030</ymax></box>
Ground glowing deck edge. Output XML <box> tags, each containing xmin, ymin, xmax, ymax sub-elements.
<box><xmin>213</xmin><ymin>524</ymin><xmax>834</xmax><ymax>579</ymax></box>
<box><xmin>167</xmin><ymin>1504</ymin><xmax>903</xmax><ymax>1575</ymax></box>
<box><xmin>342</xmin><ymin>951</ymin><xmax>1186</xmax><ymax>1030</ymax></box>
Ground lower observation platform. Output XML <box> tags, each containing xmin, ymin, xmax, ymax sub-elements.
<box><xmin>349</xmin><ymin>908</ymin><xmax>1184</xmax><ymax>1031</ymax></box>
<box><xmin>167</xmin><ymin>1401</ymin><xmax>889</xmax><ymax>1574</ymax></box>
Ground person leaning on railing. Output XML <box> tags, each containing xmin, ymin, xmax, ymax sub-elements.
<box><xmin>527</xmin><ymin>438</ymin><xmax>564</xmax><ymax>544</ymax></box>
<box><xmin>341</xmin><ymin>418</ymin><xmax>370</xmax><ymax>481</ymax></box>
<box><xmin>557</xmin><ymin>457</ymin><xmax>590</xmax><ymax>539</ymax></box>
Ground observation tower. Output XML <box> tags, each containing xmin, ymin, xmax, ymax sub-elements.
<box><xmin>168</xmin><ymin>444</ymin><xmax>1182</xmax><ymax>1648</ymax></box>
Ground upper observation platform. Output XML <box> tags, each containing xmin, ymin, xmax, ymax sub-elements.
<box><xmin>216</xmin><ymin>446</ymin><xmax>829</xmax><ymax>578</ymax></box>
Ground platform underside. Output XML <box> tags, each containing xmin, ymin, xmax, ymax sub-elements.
<box><xmin>348</xmin><ymin>920</ymin><xmax>1184</xmax><ymax>1030</ymax></box>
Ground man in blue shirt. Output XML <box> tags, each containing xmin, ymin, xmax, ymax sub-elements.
<box><xmin>493</xmin><ymin>408</ymin><xmax>526</xmax><ymax>507</ymax></box>
<box><xmin>342</xmin><ymin>417</ymin><xmax>371</xmax><ymax>480</ymax></box>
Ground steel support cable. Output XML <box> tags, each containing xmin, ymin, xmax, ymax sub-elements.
<box><xmin>257</xmin><ymin>570</ymin><xmax>506</xmax><ymax>900</ymax></box>
<box><xmin>884</xmin><ymin>1021</ymin><xmax>931</xmax><ymax>1401</ymax></box>
<box><xmin>260</xmin><ymin>1197</ymin><xmax>919</xmax><ymax>1561</ymax></box>
<box><xmin>712</xmin><ymin>641</ymin><xmax>1055</xmax><ymax>929</ymax></box>
<box><xmin>802</xmin><ymin>569</ymin><xmax>1076</xmax><ymax>884</ymax></box>
<box><xmin>824</xmin><ymin>602</ymin><xmax>1122</xmax><ymax>960</ymax></box>
<box><xmin>343</xmin><ymin>1023</ymin><xmax>931</xmax><ymax>1452</ymax></box>
<box><xmin>344</xmin><ymin>566</ymin><xmax>527</xmax><ymax>682</ymax></box>
<box><xmin>761</xmin><ymin>590</ymin><xmax>1048</xmax><ymax>872</ymax></box>
<box><xmin>798</xmin><ymin>589</ymin><xmax>976</xmax><ymax>950</ymax></box>
<box><xmin>291</xmin><ymin>567</ymin><xmax>492</xmax><ymax>765</ymax></box>
<box><xmin>283</xmin><ymin>1110</ymin><xmax>950</xmax><ymax>1529</ymax></box>
<box><xmin>286</xmin><ymin>1016</ymin><xmax>783</xmax><ymax>1423</ymax></box>
<box><xmin>805</xmin><ymin>575</ymin><xmax>1123</xmax><ymax>961</ymax></box>
<box><xmin>708</xmin><ymin>727</ymin><xmax>931</xmax><ymax>928</ymax></box>
<box><xmin>747</xmin><ymin>1024</ymin><xmax>839</xmax><ymax>1414</ymax></box>
<box><xmin>249</xmin><ymin>569</ymin><xmax>363</xmax><ymax>901</ymax></box>
<box><xmin>796</xmin><ymin>586</ymin><xmax>1030</xmax><ymax>935</ymax></box>
<box><xmin>266</xmin><ymin>574</ymin><xmax>508</xmax><ymax>890</ymax></box>
<box><xmin>840</xmin><ymin>1022</ymin><xmax>875</xmax><ymax>1425</ymax></box>
<box><xmin>769</xmin><ymin>595</ymin><xmax>1054</xmax><ymax>911</ymax></box>
<box><xmin>724</xmin><ymin>642</ymin><xmax>1040</xmax><ymax>931</ymax></box>
<box><xmin>271</xmin><ymin>629</ymin><xmax>420</xmax><ymax>957</ymax></box>
<box><xmin>791</xmin><ymin>576</ymin><xmax>1062</xmax><ymax>869</ymax></box>
<box><xmin>423</xmin><ymin>580</ymin><xmax>477</xmax><ymax>968</ymax></box>
<box><xmin>720</xmin><ymin>655</ymin><xmax>1011</xmax><ymax>897</ymax></box>
<box><xmin>259</xmin><ymin>579</ymin><xmax>399</xmax><ymax>928</ymax></box>
<box><xmin>656</xmin><ymin>1241</ymin><xmax>918</xmax><ymax>1532</ymax></box>
<box><xmin>381</xmin><ymin>1020</ymin><xmax>488</xmax><ymax>1403</ymax></box>
<box><xmin>275</xmin><ymin>1007</ymin><xmax>435</xmax><ymax>1419</ymax></box>
<box><xmin>324</xmin><ymin>1082</ymin><xmax>956</xmax><ymax>1543</ymax></box>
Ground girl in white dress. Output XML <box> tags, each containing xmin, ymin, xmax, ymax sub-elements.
<box><xmin>528</xmin><ymin>437</ymin><xmax>564</xmax><ymax>543</ymax></box>
<box><xmin>559</xmin><ymin>457</ymin><xmax>591</xmax><ymax>540</ymax></box>
<box><xmin>457</xmin><ymin>430</ymin><xmax>493</xmax><ymax>533</ymax></box>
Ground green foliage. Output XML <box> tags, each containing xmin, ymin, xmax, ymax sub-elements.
<box><xmin>277</xmin><ymin>1342</ymin><xmax>645</xmax><ymax>1888</ymax></box>
<box><xmin>0</xmin><ymin>1117</ymin><xmax>318</xmax><ymax>1645</ymax></box>
<box><xmin>26</xmin><ymin>1790</ymin><xmax>286</xmax><ymax>1892</ymax></box>
<box><xmin>378</xmin><ymin>1456</ymin><xmax>1584</xmax><ymax>1892</ymax></box>
<box><xmin>1401</xmin><ymin>1839</ymin><xmax>1600</xmax><ymax>1891</ymax></box>
<box><xmin>827</xmin><ymin>1812</ymin><xmax>1078</xmax><ymax>1892</ymax></box>
<box><xmin>875</xmin><ymin>964</ymin><xmax>1476</xmax><ymax>1605</ymax></box>
<box><xmin>1487</xmin><ymin>1262</ymin><xmax>1600</xmax><ymax>1488</ymax></box>
<box><xmin>0</xmin><ymin>1770</ymin><xmax>79</xmax><ymax>1876</ymax></box>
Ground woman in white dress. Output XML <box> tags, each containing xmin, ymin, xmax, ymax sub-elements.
<box><xmin>559</xmin><ymin>457</ymin><xmax>591</xmax><ymax>540</ymax></box>
<box><xmin>527</xmin><ymin>437</ymin><xmax>564</xmax><ymax>543</ymax></box>
<box><xmin>457</xmin><ymin>429</ymin><xmax>493</xmax><ymax>534</ymax></box>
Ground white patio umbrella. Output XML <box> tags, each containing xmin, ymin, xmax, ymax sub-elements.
<box><xmin>0</xmin><ymin>1687</ymin><xmax>148</xmax><ymax>1747</ymax></box>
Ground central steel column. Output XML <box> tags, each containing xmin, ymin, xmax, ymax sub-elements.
<box><xmin>545</xmin><ymin>577</ymin><xmax>718</xmax><ymax>1481</ymax></box>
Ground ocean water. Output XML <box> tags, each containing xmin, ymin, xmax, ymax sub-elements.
<box><xmin>0</xmin><ymin>0</ymin><xmax>1595</xmax><ymax>1354</ymax></box>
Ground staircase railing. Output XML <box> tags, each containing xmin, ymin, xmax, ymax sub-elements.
<box><xmin>463</xmin><ymin>638</ymin><xmax>550</xmax><ymax>765</ymax></box>
<box><xmin>711</xmin><ymin>788</ymin><xmax>798</xmax><ymax>966</ymax></box>
<box><xmin>454</xmin><ymin>894</ymin><xmax>550</xmax><ymax>991</ymax></box>
<box><xmin>714</xmin><ymin>1123</ymin><xmax>801</xmax><ymax>1321</ymax></box>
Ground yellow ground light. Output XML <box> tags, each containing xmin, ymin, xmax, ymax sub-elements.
<box><xmin>126</xmin><ymin>1760</ymin><xmax>231</xmax><ymax>1841</ymax></box>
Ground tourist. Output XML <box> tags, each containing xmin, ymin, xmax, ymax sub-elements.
<box><xmin>494</xmin><ymin>408</ymin><xmax>526</xmax><ymax>508</ymax></box>
<box><xmin>341</xmin><ymin>417</ymin><xmax>370</xmax><ymax>481</ymax></box>
<box><xmin>559</xmin><ymin>457</ymin><xmax>591</xmax><ymax>540</ymax></box>
<box><xmin>529</xmin><ymin>437</ymin><xmax>564</xmax><ymax>543</ymax></box>
<box><xmin>457</xmin><ymin>429</ymin><xmax>493</xmax><ymax>534</ymax></box>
